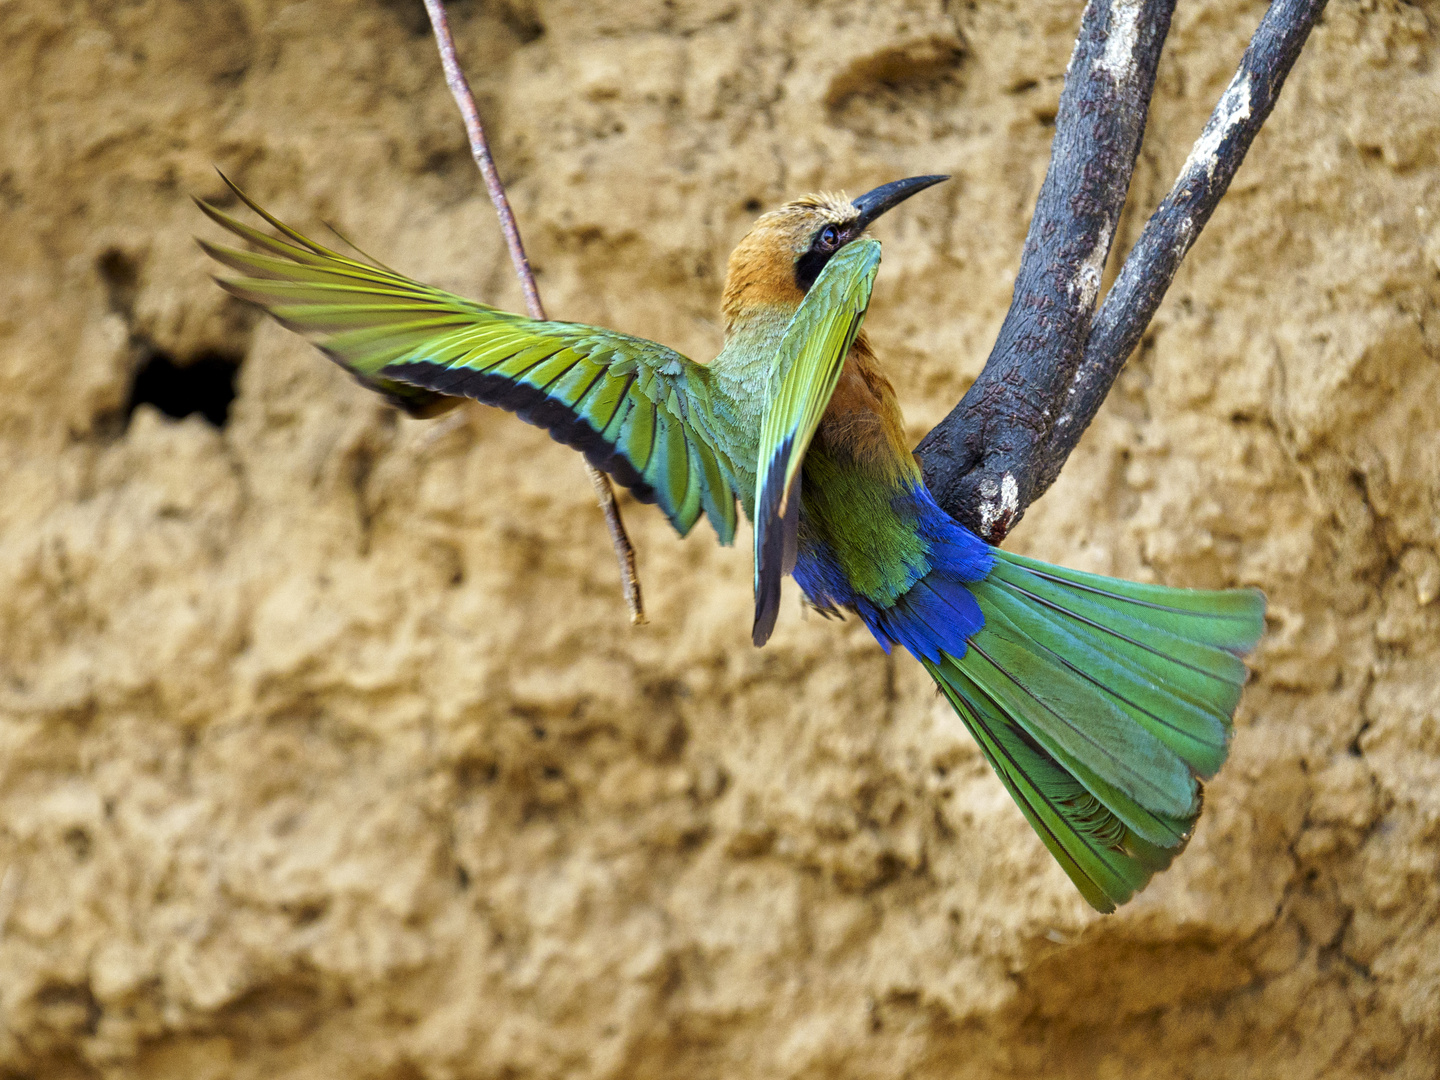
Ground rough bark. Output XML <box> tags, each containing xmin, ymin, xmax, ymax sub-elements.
<box><xmin>916</xmin><ymin>0</ymin><xmax>1330</xmax><ymax>541</ymax></box>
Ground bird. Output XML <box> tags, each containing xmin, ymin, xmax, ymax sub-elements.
<box><xmin>197</xmin><ymin>172</ymin><xmax>1265</xmax><ymax>912</ymax></box>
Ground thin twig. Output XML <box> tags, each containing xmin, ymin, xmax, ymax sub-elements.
<box><xmin>421</xmin><ymin>0</ymin><xmax>646</xmax><ymax>625</ymax></box>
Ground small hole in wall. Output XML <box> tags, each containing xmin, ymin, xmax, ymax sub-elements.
<box><xmin>126</xmin><ymin>347</ymin><xmax>242</xmax><ymax>428</ymax></box>
<box><xmin>97</xmin><ymin>248</ymin><xmax>139</xmax><ymax>316</ymax></box>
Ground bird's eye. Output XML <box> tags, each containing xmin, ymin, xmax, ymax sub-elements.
<box><xmin>819</xmin><ymin>224</ymin><xmax>841</xmax><ymax>250</ymax></box>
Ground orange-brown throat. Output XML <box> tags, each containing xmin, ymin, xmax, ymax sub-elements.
<box><xmin>818</xmin><ymin>334</ymin><xmax>913</xmax><ymax>474</ymax></box>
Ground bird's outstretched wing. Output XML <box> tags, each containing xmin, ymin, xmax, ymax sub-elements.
<box><xmin>196</xmin><ymin>176</ymin><xmax>737</xmax><ymax>543</ymax></box>
<box><xmin>751</xmin><ymin>239</ymin><xmax>881</xmax><ymax>646</ymax></box>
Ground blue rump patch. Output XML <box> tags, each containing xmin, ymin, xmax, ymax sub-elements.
<box><xmin>791</xmin><ymin>481</ymin><xmax>993</xmax><ymax>662</ymax></box>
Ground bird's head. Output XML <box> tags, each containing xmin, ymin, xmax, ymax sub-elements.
<box><xmin>721</xmin><ymin>175</ymin><xmax>948</xmax><ymax>331</ymax></box>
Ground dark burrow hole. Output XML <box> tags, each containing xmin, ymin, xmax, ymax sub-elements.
<box><xmin>126</xmin><ymin>347</ymin><xmax>242</xmax><ymax>428</ymax></box>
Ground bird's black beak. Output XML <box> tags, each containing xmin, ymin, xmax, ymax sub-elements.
<box><xmin>851</xmin><ymin>175</ymin><xmax>949</xmax><ymax>230</ymax></box>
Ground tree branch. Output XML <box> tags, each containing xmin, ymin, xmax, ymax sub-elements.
<box><xmin>422</xmin><ymin>0</ymin><xmax>646</xmax><ymax>625</ymax></box>
<box><xmin>916</xmin><ymin>0</ymin><xmax>1177</xmax><ymax>540</ymax></box>
<box><xmin>1034</xmin><ymin>0</ymin><xmax>1329</xmax><ymax>497</ymax></box>
<box><xmin>916</xmin><ymin>0</ymin><xmax>1326</xmax><ymax>542</ymax></box>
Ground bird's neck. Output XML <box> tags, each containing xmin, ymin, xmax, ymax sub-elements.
<box><xmin>699</xmin><ymin>302</ymin><xmax>802</xmax><ymax>515</ymax></box>
<box><xmin>709</xmin><ymin>300</ymin><xmax>803</xmax><ymax>421</ymax></box>
<box><xmin>717</xmin><ymin>301</ymin><xmax>797</xmax><ymax>374</ymax></box>
<box><xmin>707</xmin><ymin>304</ymin><xmax>917</xmax><ymax>512</ymax></box>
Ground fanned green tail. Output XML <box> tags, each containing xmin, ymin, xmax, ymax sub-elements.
<box><xmin>927</xmin><ymin>551</ymin><xmax>1264</xmax><ymax>912</ymax></box>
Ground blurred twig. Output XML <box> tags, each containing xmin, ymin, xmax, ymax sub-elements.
<box><xmin>421</xmin><ymin>0</ymin><xmax>646</xmax><ymax>625</ymax></box>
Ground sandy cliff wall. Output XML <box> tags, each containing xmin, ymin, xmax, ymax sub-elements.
<box><xmin>1</xmin><ymin>0</ymin><xmax>1437</xmax><ymax>1076</ymax></box>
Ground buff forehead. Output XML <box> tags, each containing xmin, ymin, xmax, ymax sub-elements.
<box><xmin>759</xmin><ymin>191</ymin><xmax>858</xmax><ymax>226</ymax></box>
<box><xmin>744</xmin><ymin>192</ymin><xmax>859</xmax><ymax>257</ymax></box>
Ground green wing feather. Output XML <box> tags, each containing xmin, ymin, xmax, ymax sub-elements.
<box><xmin>751</xmin><ymin>239</ymin><xmax>881</xmax><ymax>646</ymax></box>
<box><xmin>196</xmin><ymin>175</ymin><xmax>737</xmax><ymax>543</ymax></box>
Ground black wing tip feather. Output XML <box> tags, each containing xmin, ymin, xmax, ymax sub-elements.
<box><xmin>751</xmin><ymin>557</ymin><xmax>783</xmax><ymax>646</ymax></box>
<box><xmin>361</xmin><ymin>376</ymin><xmax>461</xmax><ymax>418</ymax></box>
<box><xmin>384</xmin><ymin>360</ymin><xmax>667</xmax><ymax>511</ymax></box>
<box><xmin>752</xmin><ymin>439</ymin><xmax>796</xmax><ymax>647</ymax></box>
<box><xmin>750</xmin><ymin>507</ymin><xmax>797</xmax><ymax>647</ymax></box>
<box><xmin>751</xmin><ymin>601</ymin><xmax>779</xmax><ymax>647</ymax></box>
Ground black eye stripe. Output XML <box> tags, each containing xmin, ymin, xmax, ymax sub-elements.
<box><xmin>795</xmin><ymin>220</ymin><xmax>853</xmax><ymax>292</ymax></box>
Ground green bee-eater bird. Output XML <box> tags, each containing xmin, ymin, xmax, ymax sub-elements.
<box><xmin>197</xmin><ymin>173</ymin><xmax>1264</xmax><ymax>912</ymax></box>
